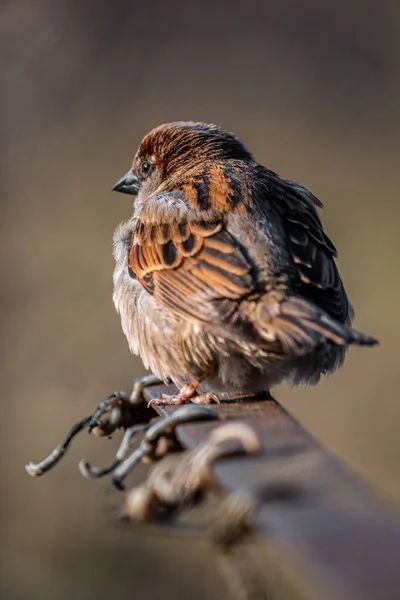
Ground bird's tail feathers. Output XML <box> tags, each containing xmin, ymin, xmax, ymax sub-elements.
<box><xmin>257</xmin><ymin>295</ymin><xmax>378</xmax><ymax>356</ymax></box>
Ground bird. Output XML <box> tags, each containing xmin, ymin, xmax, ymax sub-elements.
<box><xmin>112</xmin><ymin>121</ymin><xmax>377</xmax><ymax>405</ymax></box>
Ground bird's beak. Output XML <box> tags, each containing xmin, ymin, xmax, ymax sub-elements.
<box><xmin>112</xmin><ymin>171</ymin><xmax>140</xmax><ymax>195</ymax></box>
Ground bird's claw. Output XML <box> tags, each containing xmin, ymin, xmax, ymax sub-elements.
<box><xmin>147</xmin><ymin>392</ymin><xmax>220</xmax><ymax>408</ymax></box>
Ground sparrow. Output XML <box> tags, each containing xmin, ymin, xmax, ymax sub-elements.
<box><xmin>112</xmin><ymin>122</ymin><xmax>377</xmax><ymax>405</ymax></box>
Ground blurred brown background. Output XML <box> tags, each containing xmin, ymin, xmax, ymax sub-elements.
<box><xmin>1</xmin><ymin>1</ymin><xmax>399</xmax><ymax>598</ymax></box>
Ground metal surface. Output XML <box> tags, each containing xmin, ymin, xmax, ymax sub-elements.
<box><xmin>144</xmin><ymin>384</ymin><xmax>400</xmax><ymax>600</ymax></box>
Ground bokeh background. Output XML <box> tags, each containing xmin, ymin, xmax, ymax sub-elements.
<box><xmin>1</xmin><ymin>1</ymin><xmax>399</xmax><ymax>598</ymax></box>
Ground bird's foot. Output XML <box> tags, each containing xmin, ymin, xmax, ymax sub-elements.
<box><xmin>148</xmin><ymin>382</ymin><xmax>220</xmax><ymax>408</ymax></box>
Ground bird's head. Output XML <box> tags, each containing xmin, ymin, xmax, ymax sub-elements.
<box><xmin>112</xmin><ymin>122</ymin><xmax>254</xmax><ymax>205</ymax></box>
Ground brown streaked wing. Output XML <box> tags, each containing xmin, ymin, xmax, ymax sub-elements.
<box><xmin>128</xmin><ymin>219</ymin><xmax>253</xmax><ymax>323</ymax></box>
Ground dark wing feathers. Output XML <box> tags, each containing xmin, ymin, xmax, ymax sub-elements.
<box><xmin>264</xmin><ymin>172</ymin><xmax>351</xmax><ymax>323</ymax></box>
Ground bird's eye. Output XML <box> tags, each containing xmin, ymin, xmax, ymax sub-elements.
<box><xmin>142</xmin><ymin>161</ymin><xmax>151</xmax><ymax>174</ymax></box>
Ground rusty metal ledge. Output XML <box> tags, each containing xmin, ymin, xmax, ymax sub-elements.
<box><xmin>144</xmin><ymin>384</ymin><xmax>400</xmax><ymax>600</ymax></box>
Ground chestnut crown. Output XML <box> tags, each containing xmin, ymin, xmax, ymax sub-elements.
<box><xmin>113</xmin><ymin>122</ymin><xmax>254</xmax><ymax>195</ymax></box>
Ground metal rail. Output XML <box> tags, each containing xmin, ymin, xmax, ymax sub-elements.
<box><xmin>144</xmin><ymin>384</ymin><xmax>400</xmax><ymax>600</ymax></box>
